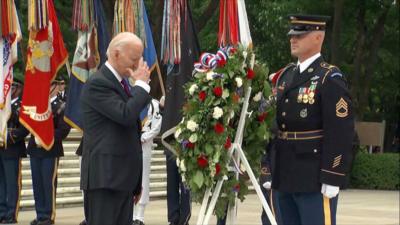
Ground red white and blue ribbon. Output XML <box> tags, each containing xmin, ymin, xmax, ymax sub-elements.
<box><xmin>194</xmin><ymin>47</ymin><xmax>232</xmax><ymax>72</ymax></box>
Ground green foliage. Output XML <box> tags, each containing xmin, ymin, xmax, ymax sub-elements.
<box><xmin>350</xmin><ymin>152</ymin><xmax>400</xmax><ymax>190</ymax></box>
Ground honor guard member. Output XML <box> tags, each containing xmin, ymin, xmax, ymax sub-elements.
<box><xmin>272</xmin><ymin>15</ymin><xmax>355</xmax><ymax>225</ymax></box>
<box><xmin>132</xmin><ymin>98</ymin><xmax>162</xmax><ymax>225</ymax></box>
<box><xmin>0</xmin><ymin>77</ymin><xmax>29</xmax><ymax>224</ymax></box>
<box><xmin>27</xmin><ymin>79</ymin><xmax>71</xmax><ymax>225</ymax></box>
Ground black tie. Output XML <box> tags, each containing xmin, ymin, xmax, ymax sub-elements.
<box><xmin>121</xmin><ymin>79</ymin><xmax>131</xmax><ymax>97</ymax></box>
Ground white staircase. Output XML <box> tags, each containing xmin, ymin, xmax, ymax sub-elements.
<box><xmin>20</xmin><ymin>129</ymin><xmax>167</xmax><ymax>210</ymax></box>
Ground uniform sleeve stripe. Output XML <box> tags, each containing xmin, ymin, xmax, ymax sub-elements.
<box><xmin>321</xmin><ymin>169</ymin><xmax>345</xmax><ymax>176</ymax></box>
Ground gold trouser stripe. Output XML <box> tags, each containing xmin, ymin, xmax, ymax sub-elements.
<box><xmin>50</xmin><ymin>158</ymin><xmax>59</xmax><ymax>221</ymax></box>
<box><xmin>270</xmin><ymin>190</ymin><xmax>276</xmax><ymax>218</ymax></box>
<box><xmin>323</xmin><ymin>196</ymin><xmax>331</xmax><ymax>225</ymax></box>
<box><xmin>14</xmin><ymin>159</ymin><xmax>22</xmax><ymax>221</ymax></box>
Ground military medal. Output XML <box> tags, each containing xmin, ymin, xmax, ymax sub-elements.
<box><xmin>300</xmin><ymin>108</ymin><xmax>308</xmax><ymax>118</ymax></box>
<box><xmin>309</xmin><ymin>98</ymin><xmax>315</xmax><ymax>104</ymax></box>
<box><xmin>302</xmin><ymin>94</ymin><xmax>309</xmax><ymax>103</ymax></box>
<box><xmin>297</xmin><ymin>88</ymin><xmax>304</xmax><ymax>103</ymax></box>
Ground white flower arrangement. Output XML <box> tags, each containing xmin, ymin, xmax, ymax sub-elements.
<box><xmin>212</xmin><ymin>106</ymin><xmax>224</xmax><ymax>119</ymax></box>
<box><xmin>186</xmin><ymin>120</ymin><xmax>199</xmax><ymax>132</ymax></box>
<box><xmin>235</xmin><ymin>77</ymin><xmax>243</xmax><ymax>87</ymax></box>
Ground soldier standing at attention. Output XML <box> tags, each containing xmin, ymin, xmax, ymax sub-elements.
<box><xmin>28</xmin><ymin>78</ymin><xmax>71</xmax><ymax>225</ymax></box>
<box><xmin>0</xmin><ymin>77</ymin><xmax>29</xmax><ymax>224</ymax></box>
<box><xmin>272</xmin><ymin>14</ymin><xmax>355</xmax><ymax>225</ymax></box>
<box><xmin>132</xmin><ymin>98</ymin><xmax>162</xmax><ymax>225</ymax></box>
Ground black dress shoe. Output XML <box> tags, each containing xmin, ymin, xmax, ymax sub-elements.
<box><xmin>30</xmin><ymin>219</ymin><xmax>38</xmax><ymax>225</ymax></box>
<box><xmin>36</xmin><ymin>219</ymin><xmax>54</xmax><ymax>225</ymax></box>
<box><xmin>132</xmin><ymin>219</ymin><xmax>145</xmax><ymax>225</ymax></box>
<box><xmin>0</xmin><ymin>217</ymin><xmax>17</xmax><ymax>224</ymax></box>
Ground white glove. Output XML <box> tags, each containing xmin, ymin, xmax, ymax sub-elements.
<box><xmin>262</xmin><ymin>181</ymin><xmax>271</xmax><ymax>190</ymax></box>
<box><xmin>321</xmin><ymin>183</ymin><xmax>340</xmax><ymax>198</ymax></box>
<box><xmin>34</xmin><ymin>136</ymin><xmax>42</xmax><ymax>148</ymax></box>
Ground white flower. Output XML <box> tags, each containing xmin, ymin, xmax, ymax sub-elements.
<box><xmin>212</xmin><ymin>107</ymin><xmax>224</xmax><ymax>119</ymax></box>
<box><xmin>180</xmin><ymin>159</ymin><xmax>187</xmax><ymax>172</ymax></box>
<box><xmin>235</xmin><ymin>77</ymin><xmax>243</xmax><ymax>87</ymax></box>
<box><xmin>189</xmin><ymin>134</ymin><xmax>198</xmax><ymax>143</ymax></box>
<box><xmin>253</xmin><ymin>91</ymin><xmax>262</xmax><ymax>102</ymax></box>
<box><xmin>176</xmin><ymin>158</ymin><xmax>181</xmax><ymax>167</ymax></box>
<box><xmin>229</xmin><ymin>110</ymin><xmax>235</xmax><ymax>119</ymax></box>
<box><xmin>189</xmin><ymin>84</ymin><xmax>198</xmax><ymax>95</ymax></box>
<box><xmin>174</xmin><ymin>128</ymin><xmax>182</xmax><ymax>139</ymax></box>
<box><xmin>222</xmin><ymin>89</ymin><xmax>229</xmax><ymax>99</ymax></box>
<box><xmin>186</xmin><ymin>120</ymin><xmax>199</xmax><ymax>132</ymax></box>
<box><xmin>222</xmin><ymin>175</ymin><xmax>228</xmax><ymax>180</ymax></box>
<box><xmin>243</xmin><ymin>51</ymin><xmax>248</xmax><ymax>59</ymax></box>
<box><xmin>206</xmin><ymin>71</ymin><xmax>214</xmax><ymax>81</ymax></box>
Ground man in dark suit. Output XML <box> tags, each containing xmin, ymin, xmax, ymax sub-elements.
<box><xmin>272</xmin><ymin>15</ymin><xmax>355</xmax><ymax>225</ymax></box>
<box><xmin>0</xmin><ymin>78</ymin><xmax>29</xmax><ymax>224</ymax></box>
<box><xmin>80</xmin><ymin>32</ymin><xmax>151</xmax><ymax>225</ymax></box>
<box><xmin>28</xmin><ymin>79</ymin><xmax>71</xmax><ymax>225</ymax></box>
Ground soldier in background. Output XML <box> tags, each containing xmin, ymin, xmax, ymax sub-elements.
<box><xmin>0</xmin><ymin>77</ymin><xmax>29</xmax><ymax>224</ymax></box>
<box><xmin>132</xmin><ymin>98</ymin><xmax>162</xmax><ymax>225</ymax></box>
<box><xmin>28</xmin><ymin>78</ymin><xmax>71</xmax><ymax>225</ymax></box>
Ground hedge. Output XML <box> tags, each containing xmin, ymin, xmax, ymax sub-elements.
<box><xmin>349</xmin><ymin>152</ymin><xmax>399</xmax><ymax>190</ymax></box>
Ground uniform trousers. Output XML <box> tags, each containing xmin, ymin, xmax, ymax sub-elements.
<box><xmin>166</xmin><ymin>154</ymin><xmax>191</xmax><ymax>225</ymax></box>
<box><xmin>0</xmin><ymin>156</ymin><xmax>21</xmax><ymax>221</ymax></box>
<box><xmin>30</xmin><ymin>157</ymin><xmax>59</xmax><ymax>221</ymax></box>
<box><xmin>133</xmin><ymin>141</ymin><xmax>153</xmax><ymax>222</ymax></box>
<box><xmin>277</xmin><ymin>191</ymin><xmax>338</xmax><ymax>225</ymax></box>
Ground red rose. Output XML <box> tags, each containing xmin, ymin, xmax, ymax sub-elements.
<box><xmin>213</xmin><ymin>87</ymin><xmax>223</xmax><ymax>97</ymax></box>
<box><xmin>224</xmin><ymin>137</ymin><xmax>232</xmax><ymax>149</ymax></box>
<box><xmin>233</xmin><ymin>183</ymin><xmax>240</xmax><ymax>192</ymax></box>
<box><xmin>246</xmin><ymin>69</ymin><xmax>255</xmax><ymax>79</ymax></box>
<box><xmin>197</xmin><ymin>155</ymin><xmax>208</xmax><ymax>168</ymax></box>
<box><xmin>257</xmin><ymin>112</ymin><xmax>268</xmax><ymax>122</ymax></box>
<box><xmin>214</xmin><ymin>122</ymin><xmax>225</xmax><ymax>134</ymax></box>
<box><xmin>186</xmin><ymin>141</ymin><xmax>195</xmax><ymax>149</ymax></box>
<box><xmin>229</xmin><ymin>48</ymin><xmax>237</xmax><ymax>55</ymax></box>
<box><xmin>215</xmin><ymin>163</ymin><xmax>221</xmax><ymax>176</ymax></box>
<box><xmin>198</xmin><ymin>91</ymin><xmax>206</xmax><ymax>102</ymax></box>
<box><xmin>217</xmin><ymin>58</ymin><xmax>226</xmax><ymax>67</ymax></box>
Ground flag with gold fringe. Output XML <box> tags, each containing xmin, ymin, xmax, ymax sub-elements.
<box><xmin>0</xmin><ymin>0</ymin><xmax>22</xmax><ymax>147</ymax></box>
<box><xmin>64</xmin><ymin>0</ymin><xmax>109</xmax><ymax>131</ymax></box>
<box><xmin>19</xmin><ymin>0</ymin><xmax>68</xmax><ymax>150</ymax></box>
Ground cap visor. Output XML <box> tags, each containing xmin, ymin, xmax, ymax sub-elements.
<box><xmin>287</xmin><ymin>30</ymin><xmax>310</xmax><ymax>36</ymax></box>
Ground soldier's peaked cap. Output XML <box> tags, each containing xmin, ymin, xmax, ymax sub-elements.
<box><xmin>288</xmin><ymin>14</ymin><xmax>331</xmax><ymax>36</ymax></box>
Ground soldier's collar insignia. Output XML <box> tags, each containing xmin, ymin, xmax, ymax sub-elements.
<box><xmin>336</xmin><ymin>98</ymin><xmax>348</xmax><ymax>117</ymax></box>
<box><xmin>307</xmin><ymin>68</ymin><xmax>314</xmax><ymax>73</ymax></box>
<box><xmin>311</xmin><ymin>76</ymin><xmax>319</xmax><ymax>81</ymax></box>
<box><xmin>300</xmin><ymin>108</ymin><xmax>308</xmax><ymax>118</ymax></box>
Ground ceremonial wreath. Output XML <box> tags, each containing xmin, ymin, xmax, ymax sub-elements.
<box><xmin>173</xmin><ymin>45</ymin><xmax>275</xmax><ymax>218</ymax></box>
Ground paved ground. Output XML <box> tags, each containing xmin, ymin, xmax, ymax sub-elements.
<box><xmin>15</xmin><ymin>189</ymin><xmax>399</xmax><ymax>225</ymax></box>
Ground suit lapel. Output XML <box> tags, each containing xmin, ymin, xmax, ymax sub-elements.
<box><xmin>285</xmin><ymin>56</ymin><xmax>323</xmax><ymax>93</ymax></box>
<box><xmin>100</xmin><ymin>65</ymin><xmax>129</xmax><ymax>100</ymax></box>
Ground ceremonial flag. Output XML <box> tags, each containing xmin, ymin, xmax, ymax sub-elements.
<box><xmin>64</xmin><ymin>0</ymin><xmax>109</xmax><ymax>131</ymax></box>
<box><xmin>19</xmin><ymin>0</ymin><xmax>68</xmax><ymax>150</ymax></box>
<box><xmin>141</xmin><ymin>0</ymin><xmax>157</xmax><ymax>72</ymax></box>
<box><xmin>218</xmin><ymin>0</ymin><xmax>252</xmax><ymax>48</ymax></box>
<box><xmin>160</xmin><ymin>0</ymin><xmax>200</xmax><ymax>141</ymax></box>
<box><xmin>0</xmin><ymin>1</ymin><xmax>21</xmax><ymax>146</ymax></box>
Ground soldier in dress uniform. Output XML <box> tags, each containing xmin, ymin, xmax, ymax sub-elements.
<box><xmin>132</xmin><ymin>98</ymin><xmax>162</xmax><ymax>225</ymax></box>
<box><xmin>0</xmin><ymin>77</ymin><xmax>29</xmax><ymax>224</ymax></box>
<box><xmin>28</xmin><ymin>78</ymin><xmax>71</xmax><ymax>225</ymax></box>
<box><xmin>272</xmin><ymin>14</ymin><xmax>355</xmax><ymax>225</ymax></box>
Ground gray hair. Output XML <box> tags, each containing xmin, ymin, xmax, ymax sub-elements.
<box><xmin>106</xmin><ymin>32</ymin><xmax>143</xmax><ymax>58</ymax></box>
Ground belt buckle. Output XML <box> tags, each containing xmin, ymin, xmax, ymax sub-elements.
<box><xmin>280</xmin><ymin>131</ymin><xmax>288</xmax><ymax>140</ymax></box>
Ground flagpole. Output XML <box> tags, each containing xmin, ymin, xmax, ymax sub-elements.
<box><xmin>155</xmin><ymin>61</ymin><xmax>166</xmax><ymax>96</ymax></box>
<box><xmin>65</xmin><ymin>60</ymin><xmax>72</xmax><ymax>78</ymax></box>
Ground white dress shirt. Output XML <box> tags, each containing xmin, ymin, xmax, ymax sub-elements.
<box><xmin>297</xmin><ymin>53</ymin><xmax>321</xmax><ymax>73</ymax></box>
